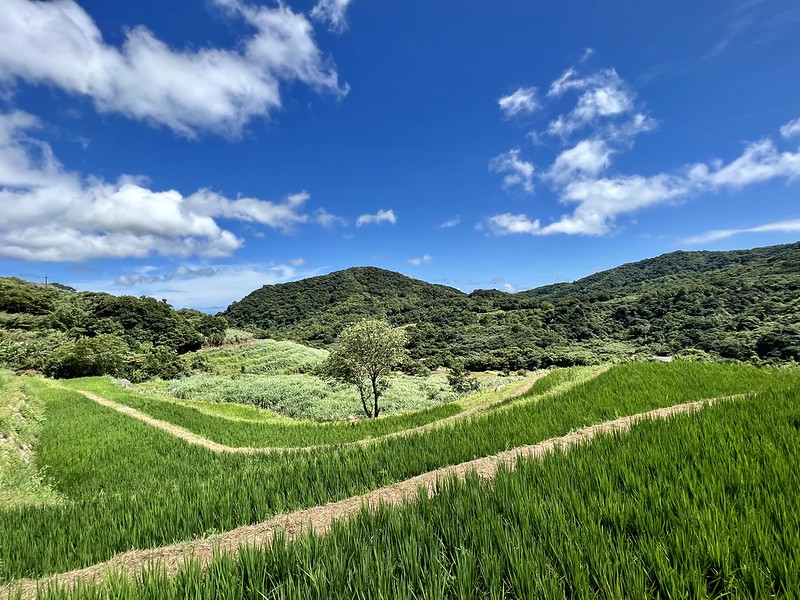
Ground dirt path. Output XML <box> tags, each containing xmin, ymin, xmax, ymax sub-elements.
<box><xmin>70</xmin><ymin>369</ymin><xmax>565</xmax><ymax>454</ymax></box>
<box><xmin>1</xmin><ymin>393</ymin><xmax>743</xmax><ymax>600</ymax></box>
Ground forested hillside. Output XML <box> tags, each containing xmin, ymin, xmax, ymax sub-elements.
<box><xmin>0</xmin><ymin>278</ymin><xmax>226</xmax><ymax>379</ymax></box>
<box><xmin>223</xmin><ymin>242</ymin><xmax>800</xmax><ymax>368</ymax></box>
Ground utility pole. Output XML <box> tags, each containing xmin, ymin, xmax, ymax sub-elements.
<box><xmin>43</xmin><ymin>275</ymin><xmax>48</xmax><ymax>288</ymax></box>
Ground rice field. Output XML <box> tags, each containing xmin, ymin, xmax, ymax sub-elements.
<box><xmin>1</xmin><ymin>361</ymin><xmax>799</xmax><ymax>598</ymax></box>
<box><xmin>34</xmin><ymin>385</ymin><xmax>800</xmax><ymax>599</ymax></box>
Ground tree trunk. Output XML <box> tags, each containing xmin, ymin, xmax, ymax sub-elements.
<box><xmin>371</xmin><ymin>376</ymin><xmax>380</xmax><ymax>418</ymax></box>
<box><xmin>358</xmin><ymin>385</ymin><xmax>370</xmax><ymax>418</ymax></box>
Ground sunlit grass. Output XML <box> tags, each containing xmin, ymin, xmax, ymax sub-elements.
<box><xmin>33</xmin><ymin>384</ymin><xmax>800</xmax><ymax>599</ymax></box>
<box><xmin>2</xmin><ymin>362</ymin><xmax>798</xmax><ymax>583</ymax></box>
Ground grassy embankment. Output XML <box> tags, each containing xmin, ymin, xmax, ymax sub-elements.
<box><xmin>0</xmin><ymin>371</ymin><xmax>62</xmax><ymax>510</ymax></box>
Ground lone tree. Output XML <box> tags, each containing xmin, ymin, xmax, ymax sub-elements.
<box><xmin>324</xmin><ymin>319</ymin><xmax>407</xmax><ymax>418</ymax></box>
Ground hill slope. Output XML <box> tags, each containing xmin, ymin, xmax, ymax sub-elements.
<box><xmin>0</xmin><ymin>278</ymin><xmax>226</xmax><ymax>378</ymax></box>
<box><xmin>223</xmin><ymin>266</ymin><xmax>474</xmax><ymax>344</ymax></box>
<box><xmin>523</xmin><ymin>242</ymin><xmax>800</xmax><ymax>299</ymax></box>
<box><xmin>223</xmin><ymin>243</ymin><xmax>800</xmax><ymax>368</ymax></box>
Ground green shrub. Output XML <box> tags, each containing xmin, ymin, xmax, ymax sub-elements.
<box><xmin>44</xmin><ymin>334</ymin><xmax>129</xmax><ymax>379</ymax></box>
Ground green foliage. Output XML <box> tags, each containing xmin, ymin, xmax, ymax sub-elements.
<box><xmin>0</xmin><ymin>277</ymin><xmax>223</xmax><ymax>380</ymax></box>
<box><xmin>323</xmin><ymin>320</ymin><xmax>408</xmax><ymax>418</ymax></box>
<box><xmin>44</xmin><ymin>334</ymin><xmax>130</xmax><ymax>379</ymax></box>
<box><xmin>126</xmin><ymin>345</ymin><xmax>190</xmax><ymax>382</ymax></box>
<box><xmin>177</xmin><ymin>309</ymin><xmax>228</xmax><ymax>346</ymax></box>
<box><xmin>447</xmin><ymin>362</ymin><xmax>479</xmax><ymax>394</ymax></box>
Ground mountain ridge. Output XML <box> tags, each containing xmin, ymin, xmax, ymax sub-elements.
<box><xmin>222</xmin><ymin>242</ymin><xmax>800</xmax><ymax>368</ymax></box>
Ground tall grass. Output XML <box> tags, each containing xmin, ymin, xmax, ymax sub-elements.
<box><xmin>66</xmin><ymin>377</ymin><xmax>463</xmax><ymax>447</ymax></box>
<box><xmin>0</xmin><ymin>371</ymin><xmax>62</xmax><ymax>510</ymax></box>
<box><xmin>196</xmin><ymin>339</ymin><xmax>327</xmax><ymax>376</ymax></box>
<box><xmin>152</xmin><ymin>372</ymin><xmax>458</xmax><ymax>421</ymax></box>
<box><xmin>1</xmin><ymin>362</ymin><xmax>798</xmax><ymax>582</ymax></box>
<box><xmin>38</xmin><ymin>385</ymin><xmax>800</xmax><ymax>599</ymax></box>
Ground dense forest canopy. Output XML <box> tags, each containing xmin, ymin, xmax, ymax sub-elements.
<box><xmin>222</xmin><ymin>242</ymin><xmax>800</xmax><ymax>369</ymax></box>
<box><xmin>0</xmin><ymin>278</ymin><xmax>226</xmax><ymax>379</ymax></box>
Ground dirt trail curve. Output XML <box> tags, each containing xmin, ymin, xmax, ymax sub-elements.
<box><xmin>2</xmin><ymin>393</ymin><xmax>744</xmax><ymax>600</ymax></box>
<box><xmin>70</xmin><ymin>368</ymin><xmax>574</xmax><ymax>455</ymax></box>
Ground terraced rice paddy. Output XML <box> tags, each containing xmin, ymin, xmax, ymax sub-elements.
<box><xmin>1</xmin><ymin>361</ymin><xmax>798</xmax><ymax>599</ymax></box>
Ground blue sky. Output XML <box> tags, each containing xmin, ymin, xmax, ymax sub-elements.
<box><xmin>1</xmin><ymin>0</ymin><xmax>799</xmax><ymax>311</ymax></box>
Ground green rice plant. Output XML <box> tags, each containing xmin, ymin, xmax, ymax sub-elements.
<box><xmin>33</xmin><ymin>385</ymin><xmax>800</xmax><ymax>599</ymax></box>
<box><xmin>1</xmin><ymin>362</ymin><xmax>798</xmax><ymax>583</ymax></box>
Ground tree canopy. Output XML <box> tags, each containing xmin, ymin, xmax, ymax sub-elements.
<box><xmin>323</xmin><ymin>319</ymin><xmax>407</xmax><ymax>418</ymax></box>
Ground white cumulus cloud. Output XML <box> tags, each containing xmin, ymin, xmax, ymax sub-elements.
<box><xmin>356</xmin><ymin>209</ymin><xmax>396</xmax><ymax>227</ymax></box>
<box><xmin>490</xmin><ymin>62</ymin><xmax>800</xmax><ymax>238</ymax></box>
<box><xmin>489</xmin><ymin>136</ymin><xmax>800</xmax><ymax>237</ymax></box>
<box><xmin>0</xmin><ymin>111</ymin><xmax>327</xmax><ymax>261</ymax></box>
<box><xmin>547</xmin><ymin>68</ymin><xmax>635</xmax><ymax>137</ymax></box>
<box><xmin>0</xmin><ymin>0</ymin><xmax>347</xmax><ymax>137</ymax></box>
<box><xmin>547</xmin><ymin>139</ymin><xmax>612</xmax><ymax>182</ymax></box>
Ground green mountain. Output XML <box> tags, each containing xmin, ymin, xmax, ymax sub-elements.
<box><xmin>522</xmin><ymin>242</ymin><xmax>800</xmax><ymax>300</ymax></box>
<box><xmin>223</xmin><ymin>242</ymin><xmax>800</xmax><ymax>368</ymax></box>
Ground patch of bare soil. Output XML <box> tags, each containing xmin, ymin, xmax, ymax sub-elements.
<box><xmin>1</xmin><ymin>393</ymin><xmax>741</xmax><ymax>600</ymax></box>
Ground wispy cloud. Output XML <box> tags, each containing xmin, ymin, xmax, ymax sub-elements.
<box><xmin>315</xmin><ymin>208</ymin><xmax>348</xmax><ymax>228</ymax></box>
<box><xmin>683</xmin><ymin>218</ymin><xmax>800</xmax><ymax>244</ymax></box>
<box><xmin>355</xmin><ymin>209</ymin><xmax>396</xmax><ymax>227</ymax></box>
<box><xmin>407</xmin><ymin>254</ymin><xmax>432</xmax><ymax>266</ymax></box>
<box><xmin>95</xmin><ymin>262</ymin><xmax>313</xmax><ymax>309</ymax></box>
<box><xmin>0</xmin><ymin>0</ymin><xmax>347</xmax><ymax>137</ymax></box>
<box><xmin>439</xmin><ymin>216</ymin><xmax>461</xmax><ymax>228</ymax></box>
<box><xmin>704</xmin><ymin>0</ymin><xmax>800</xmax><ymax>60</ymax></box>
<box><xmin>310</xmin><ymin>0</ymin><xmax>354</xmax><ymax>33</ymax></box>
<box><xmin>781</xmin><ymin>117</ymin><xmax>800</xmax><ymax>139</ymax></box>
<box><xmin>489</xmin><ymin>149</ymin><xmax>535</xmax><ymax>193</ymax></box>
<box><xmin>498</xmin><ymin>87</ymin><xmax>539</xmax><ymax>118</ymax></box>
<box><xmin>115</xmin><ymin>265</ymin><xmax>218</xmax><ymax>286</ymax></box>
